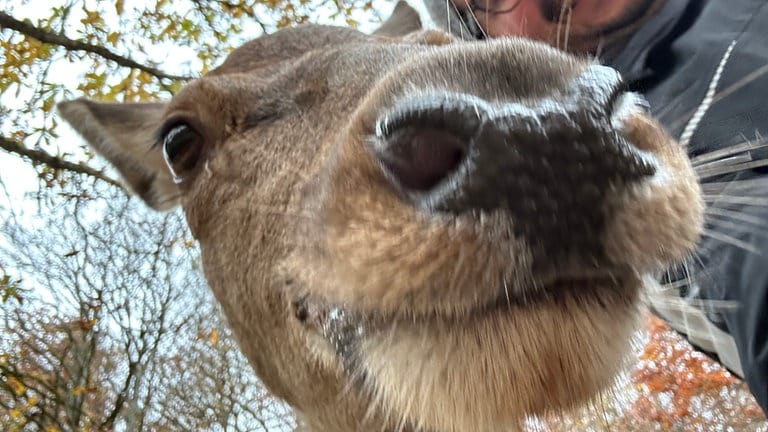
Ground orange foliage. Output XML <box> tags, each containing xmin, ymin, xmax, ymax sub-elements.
<box><xmin>536</xmin><ymin>315</ymin><xmax>767</xmax><ymax>431</ymax></box>
<box><xmin>633</xmin><ymin>316</ymin><xmax>735</xmax><ymax>418</ymax></box>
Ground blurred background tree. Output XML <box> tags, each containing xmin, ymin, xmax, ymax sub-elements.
<box><xmin>0</xmin><ymin>1</ymin><xmax>766</xmax><ymax>431</ymax></box>
<box><xmin>0</xmin><ymin>1</ymin><xmax>382</xmax><ymax>431</ymax></box>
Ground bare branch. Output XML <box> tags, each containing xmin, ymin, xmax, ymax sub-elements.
<box><xmin>0</xmin><ymin>11</ymin><xmax>192</xmax><ymax>82</ymax></box>
<box><xmin>0</xmin><ymin>135</ymin><xmax>123</xmax><ymax>188</ymax></box>
<box><xmin>99</xmin><ymin>360</ymin><xmax>134</xmax><ymax>430</ymax></box>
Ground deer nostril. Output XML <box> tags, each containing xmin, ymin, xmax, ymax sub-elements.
<box><xmin>372</xmin><ymin>96</ymin><xmax>483</xmax><ymax>193</ymax></box>
<box><xmin>375</xmin><ymin>127</ymin><xmax>467</xmax><ymax>191</ymax></box>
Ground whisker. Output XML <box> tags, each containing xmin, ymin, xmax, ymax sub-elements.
<box><xmin>694</xmin><ymin>154</ymin><xmax>753</xmax><ymax>172</ymax></box>
<box><xmin>701</xmin><ymin>228</ymin><xmax>761</xmax><ymax>254</ymax></box>
<box><xmin>461</xmin><ymin>0</ymin><xmax>489</xmax><ymax>39</ymax></box>
<box><xmin>706</xmin><ymin>214</ymin><xmax>768</xmax><ymax>234</ymax></box>
<box><xmin>503</xmin><ymin>278</ymin><xmax>511</xmax><ymax>309</ymax></box>
<box><xmin>690</xmin><ymin>249</ymin><xmax>711</xmax><ymax>288</ymax></box>
<box><xmin>690</xmin><ymin>138</ymin><xmax>768</xmax><ymax>165</ymax></box>
<box><xmin>682</xmin><ymin>255</ymin><xmax>695</xmax><ymax>296</ymax></box>
<box><xmin>700</xmin><ymin>177</ymin><xmax>768</xmax><ymax>194</ymax></box>
<box><xmin>696</xmin><ymin>158</ymin><xmax>768</xmax><ymax>179</ymax></box>
<box><xmin>650</xmin><ymin>261</ymin><xmax>740</xmax><ymax>316</ymax></box>
<box><xmin>555</xmin><ymin>3</ymin><xmax>564</xmax><ymax>50</ymax></box>
<box><xmin>650</xmin><ymin>295</ymin><xmax>741</xmax><ymax>312</ymax></box>
<box><xmin>705</xmin><ymin>206</ymin><xmax>768</xmax><ymax>228</ymax></box>
<box><xmin>563</xmin><ymin>2</ymin><xmax>573</xmax><ymax>52</ymax></box>
<box><xmin>554</xmin><ymin>0</ymin><xmax>572</xmax><ymax>51</ymax></box>
<box><xmin>702</xmin><ymin>194</ymin><xmax>768</xmax><ymax>206</ymax></box>
<box><xmin>659</xmin><ymin>277</ymin><xmax>691</xmax><ymax>291</ymax></box>
<box><xmin>684</xmin><ymin>253</ymin><xmax>707</xmax><ymax>293</ymax></box>
<box><xmin>657</xmin><ymin>255</ymin><xmax>695</xmax><ymax>296</ymax></box>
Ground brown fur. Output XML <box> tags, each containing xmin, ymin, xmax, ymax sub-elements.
<box><xmin>57</xmin><ymin>5</ymin><xmax>703</xmax><ymax>431</ymax></box>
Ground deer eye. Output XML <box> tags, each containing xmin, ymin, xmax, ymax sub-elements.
<box><xmin>162</xmin><ymin>123</ymin><xmax>204</xmax><ymax>183</ymax></box>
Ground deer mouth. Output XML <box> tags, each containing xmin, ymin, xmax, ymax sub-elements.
<box><xmin>290</xmin><ymin>268</ymin><xmax>643</xmax><ymax>431</ymax></box>
<box><xmin>294</xmin><ymin>264</ymin><xmax>641</xmax><ymax>432</ymax></box>
<box><xmin>294</xmin><ymin>271</ymin><xmax>637</xmax><ymax>370</ymax></box>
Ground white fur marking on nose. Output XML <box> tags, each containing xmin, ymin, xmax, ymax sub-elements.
<box><xmin>610</xmin><ymin>92</ymin><xmax>648</xmax><ymax>129</ymax></box>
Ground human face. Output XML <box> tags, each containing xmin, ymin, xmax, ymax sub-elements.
<box><xmin>452</xmin><ymin>0</ymin><xmax>660</xmax><ymax>51</ymax></box>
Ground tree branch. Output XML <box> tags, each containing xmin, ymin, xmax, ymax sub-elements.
<box><xmin>0</xmin><ymin>135</ymin><xmax>123</xmax><ymax>188</ymax></box>
<box><xmin>0</xmin><ymin>11</ymin><xmax>192</xmax><ymax>82</ymax></box>
<box><xmin>99</xmin><ymin>360</ymin><xmax>134</xmax><ymax>430</ymax></box>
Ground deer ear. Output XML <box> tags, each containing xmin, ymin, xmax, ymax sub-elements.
<box><xmin>372</xmin><ymin>1</ymin><xmax>423</xmax><ymax>37</ymax></box>
<box><xmin>57</xmin><ymin>98</ymin><xmax>179</xmax><ymax>211</ymax></box>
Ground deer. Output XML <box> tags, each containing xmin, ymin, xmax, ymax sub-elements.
<box><xmin>57</xmin><ymin>3</ymin><xmax>703</xmax><ymax>431</ymax></box>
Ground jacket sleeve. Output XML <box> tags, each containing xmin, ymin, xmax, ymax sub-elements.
<box><xmin>697</xmin><ymin>193</ymin><xmax>768</xmax><ymax>414</ymax></box>
<box><xmin>671</xmin><ymin>2</ymin><xmax>768</xmax><ymax>414</ymax></box>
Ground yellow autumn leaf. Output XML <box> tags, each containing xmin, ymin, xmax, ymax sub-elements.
<box><xmin>80</xmin><ymin>11</ymin><xmax>102</xmax><ymax>26</ymax></box>
<box><xmin>42</xmin><ymin>96</ymin><xmax>55</xmax><ymax>112</ymax></box>
<box><xmin>27</xmin><ymin>395</ymin><xmax>38</xmax><ymax>407</ymax></box>
<box><xmin>136</xmin><ymin>71</ymin><xmax>153</xmax><ymax>85</ymax></box>
<box><xmin>6</xmin><ymin>376</ymin><xmax>25</xmax><ymax>396</ymax></box>
<box><xmin>209</xmin><ymin>329</ymin><xmax>218</xmax><ymax>345</ymax></box>
<box><xmin>45</xmin><ymin>426</ymin><xmax>60</xmax><ymax>432</ymax></box>
<box><xmin>107</xmin><ymin>32</ymin><xmax>120</xmax><ymax>46</ymax></box>
<box><xmin>71</xmin><ymin>386</ymin><xmax>86</xmax><ymax>395</ymax></box>
<box><xmin>9</xmin><ymin>408</ymin><xmax>22</xmax><ymax>420</ymax></box>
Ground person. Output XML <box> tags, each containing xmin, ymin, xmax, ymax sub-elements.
<box><xmin>414</xmin><ymin>0</ymin><xmax>768</xmax><ymax>415</ymax></box>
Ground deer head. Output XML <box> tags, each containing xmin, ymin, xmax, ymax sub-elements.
<box><xmin>57</xmin><ymin>4</ymin><xmax>703</xmax><ymax>431</ymax></box>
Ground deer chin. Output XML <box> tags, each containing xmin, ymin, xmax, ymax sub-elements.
<box><xmin>296</xmin><ymin>271</ymin><xmax>642</xmax><ymax>432</ymax></box>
